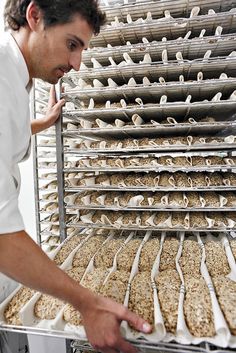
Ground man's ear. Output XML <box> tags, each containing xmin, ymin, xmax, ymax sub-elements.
<box><xmin>25</xmin><ymin>1</ymin><xmax>43</xmax><ymax>31</ymax></box>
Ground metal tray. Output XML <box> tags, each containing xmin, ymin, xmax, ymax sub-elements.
<box><xmin>63</xmin><ymin>100</ymin><xmax>236</xmax><ymax>122</ymax></box>
<box><xmin>66</xmin><ymin>205</ymin><xmax>236</xmax><ymax>212</ymax></box>
<box><xmin>99</xmin><ymin>0</ymin><xmax>236</xmax><ymax>22</ymax></box>
<box><xmin>66</xmin><ymin>222</ymin><xmax>236</xmax><ymax>233</ymax></box>
<box><xmin>63</xmin><ymin>122</ymin><xmax>236</xmax><ymax>139</ymax></box>
<box><xmin>90</xmin><ymin>11</ymin><xmax>236</xmax><ymax>47</ymax></box>
<box><xmin>81</xmin><ymin>34</ymin><xmax>236</xmax><ymax>67</ymax></box>
<box><xmin>64</xmin><ymin>165</ymin><xmax>236</xmax><ymax>173</ymax></box>
<box><xmin>65</xmin><ymin>186</ymin><xmax>236</xmax><ymax>192</ymax></box>
<box><xmin>63</xmin><ymin>78</ymin><xmax>236</xmax><ymax>103</ymax></box>
<box><xmin>68</xmin><ymin>57</ymin><xmax>236</xmax><ymax>84</ymax></box>
<box><xmin>0</xmin><ymin>325</ymin><xmax>234</xmax><ymax>353</ymax></box>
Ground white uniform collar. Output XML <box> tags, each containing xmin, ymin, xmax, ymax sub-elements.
<box><xmin>7</xmin><ymin>33</ymin><xmax>31</xmax><ymax>90</ymax></box>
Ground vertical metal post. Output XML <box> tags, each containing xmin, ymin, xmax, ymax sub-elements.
<box><xmin>55</xmin><ymin>81</ymin><xmax>67</xmax><ymax>242</ymax></box>
<box><xmin>31</xmin><ymin>81</ymin><xmax>42</xmax><ymax>246</ymax></box>
<box><xmin>65</xmin><ymin>339</ymin><xmax>72</xmax><ymax>353</ymax></box>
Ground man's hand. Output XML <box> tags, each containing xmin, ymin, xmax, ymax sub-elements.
<box><xmin>79</xmin><ymin>291</ymin><xmax>152</xmax><ymax>353</ymax></box>
<box><xmin>0</xmin><ymin>232</ymin><xmax>152</xmax><ymax>353</ymax></box>
<box><xmin>44</xmin><ymin>85</ymin><xmax>65</xmax><ymax>127</ymax></box>
<box><xmin>31</xmin><ymin>85</ymin><xmax>65</xmax><ymax>134</ymax></box>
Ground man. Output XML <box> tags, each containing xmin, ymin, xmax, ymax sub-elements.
<box><xmin>0</xmin><ymin>1</ymin><xmax>152</xmax><ymax>352</ymax></box>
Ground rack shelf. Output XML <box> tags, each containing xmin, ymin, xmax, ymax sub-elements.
<box><xmin>99</xmin><ymin>0</ymin><xmax>236</xmax><ymax>22</ymax></box>
<box><xmin>90</xmin><ymin>10</ymin><xmax>236</xmax><ymax>47</ymax></box>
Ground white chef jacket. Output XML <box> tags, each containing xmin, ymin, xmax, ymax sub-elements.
<box><xmin>0</xmin><ymin>33</ymin><xmax>31</xmax><ymax>234</ymax></box>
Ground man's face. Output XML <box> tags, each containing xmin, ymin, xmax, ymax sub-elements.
<box><xmin>29</xmin><ymin>14</ymin><xmax>93</xmax><ymax>84</ymax></box>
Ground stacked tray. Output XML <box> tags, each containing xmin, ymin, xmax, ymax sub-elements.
<box><xmin>1</xmin><ymin>231</ymin><xmax>236</xmax><ymax>348</ymax></box>
<box><xmin>58</xmin><ymin>0</ymin><xmax>236</xmax><ymax>236</ymax></box>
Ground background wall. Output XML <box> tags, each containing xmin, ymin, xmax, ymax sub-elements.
<box><xmin>0</xmin><ymin>0</ymin><xmax>37</xmax><ymax>241</ymax></box>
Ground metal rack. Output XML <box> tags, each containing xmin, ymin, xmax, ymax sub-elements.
<box><xmin>59</xmin><ymin>2</ymin><xmax>236</xmax><ymax>350</ymax></box>
<box><xmin>1</xmin><ymin>1</ymin><xmax>236</xmax><ymax>353</ymax></box>
<box><xmin>32</xmin><ymin>80</ymin><xmax>59</xmax><ymax>249</ymax></box>
<box><xmin>0</xmin><ymin>325</ymin><xmax>235</xmax><ymax>353</ymax></box>
<box><xmin>57</xmin><ymin>2</ymin><xmax>236</xmax><ymax>239</ymax></box>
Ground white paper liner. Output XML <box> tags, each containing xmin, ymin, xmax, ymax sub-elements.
<box><xmin>219</xmin><ymin>195</ymin><xmax>228</xmax><ymax>207</ymax></box>
<box><xmin>95</xmin><ymin>176</ymin><xmax>111</xmax><ymax>186</ymax></box>
<box><xmin>224</xmin><ymin>158</ymin><xmax>235</xmax><ymax>166</ymax></box>
<box><xmin>171</xmin><ymin>213</ymin><xmax>190</xmax><ymax>229</ymax></box>
<box><xmin>20</xmin><ymin>232</ymin><xmax>115</xmax><ymax>332</ymax></box>
<box><xmin>79</xmin><ymin>119</ymin><xmax>93</xmax><ymax>129</ymax></box>
<box><xmin>221</xmin><ymin>235</ymin><xmax>236</xmax><ymax>281</ymax></box>
<box><xmin>127</xmin><ymin>195</ymin><xmax>144</xmax><ymax>207</ymax></box>
<box><xmin>41</xmin><ymin>202</ymin><xmax>58</xmax><ymax>213</ymax></box>
<box><xmin>171</xmin><ymin>232</ymin><xmax>189</xmax><ymax>344</ymax></box>
<box><xmin>103</xmin><ymin>231</ymin><xmax>136</xmax><ymax>278</ymax></box>
<box><xmin>115</xmin><ymin>119</ymin><xmax>126</xmax><ymax>128</ymax></box>
<box><xmin>126</xmin><ymin>158</ymin><xmax>139</xmax><ymax>167</ymax></box>
<box><xmin>0</xmin><ymin>284</ymin><xmax>23</xmax><ymax>325</ymax></box>
<box><xmin>64</xmin><ymin>193</ymin><xmax>79</xmax><ymax>205</ymax></box>
<box><xmin>55</xmin><ymin>232</ymin><xmax>132</xmax><ymax>337</ymax></box>
<box><xmin>123</xmin><ymin>231</ymin><xmax>166</xmax><ymax>342</ymax></box>
<box><xmin>148</xmin><ymin>195</ymin><xmax>168</xmax><ymax>207</ymax></box>
<box><xmin>19</xmin><ymin>292</ymin><xmax>61</xmax><ymax>330</ymax></box>
<box><xmin>79</xmin><ymin>159</ymin><xmax>91</xmax><ymax>167</ymax></box>
<box><xmin>138</xmin><ymin>175</ymin><xmax>160</xmax><ymax>187</ymax></box>
<box><xmin>115</xmin><ymin>214</ymin><xmax>141</xmax><ymax>228</ymax></box>
<box><xmin>41</xmin><ymin>235</ymin><xmax>60</xmax><ymax>247</ymax></box>
<box><xmin>132</xmin><ymin>114</ymin><xmax>144</xmax><ymax>126</ymax></box>
<box><xmin>0</xmin><ymin>231</ymin><xmax>92</xmax><ymax>328</ymax></box>
<box><xmin>47</xmin><ymin>231</ymin><xmax>89</xmax><ymax>262</ymax></box>
<box><xmin>190</xmin><ymin>213</ymin><xmax>210</xmax><ymax>229</ymax></box>
<box><xmin>80</xmin><ymin>212</ymin><xmax>94</xmax><ymax>224</ymax></box>
<box><xmin>46</xmin><ymin>225</ymin><xmax>60</xmax><ymax>236</ymax></box>
<box><xmin>65</xmin><ymin>177</ymin><xmax>82</xmax><ymax>187</ymax></box>
<box><xmin>94</xmin><ymin>194</ymin><xmax>106</xmax><ymax>206</ymax></box>
<box><xmin>199</xmin><ymin>195</ymin><xmax>206</xmax><ymax>207</ymax></box>
<box><xmin>154</xmin><ymin>232</ymin><xmax>235</xmax><ymax>347</ymax></box>
<box><xmin>227</xmin><ymin>237</ymin><xmax>236</xmax><ymax>351</ymax></box>
<box><xmin>224</xmin><ymin>135</ymin><xmax>236</xmax><ymax>144</ymax></box>
<box><xmin>159</xmin><ymin>175</ymin><xmax>176</xmax><ymax>188</ymax></box>
<box><xmin>167</xmin><ymin>193</ymin><xmax>187</xmax><ymax>208</ymax></box>
<box><xmin>223</xmin><ymin>176</ymin><xmax>233</xmax><ymax>187</ymax></box>
<box><xmin>194</xmin><ymin>234</ymin><xmax>231</xmax><ymax>347</ymax></box>
<box><xmin>206</xmin><ymin>214</ymin><xmax>235</xmax><ymax>229</ymax></box>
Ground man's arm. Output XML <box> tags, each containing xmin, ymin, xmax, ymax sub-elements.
<box><xmin>0</xmin><ymin>231</ymin><xmax>151</xmax><ymax>353</ymax></box>
<box><xmin>31</xmin><ymin>86</ymin><xmax>65</xmax><ymax>135</ymax></box>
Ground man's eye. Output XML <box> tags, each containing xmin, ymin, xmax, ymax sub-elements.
<box><xmin>68</xmin><ymin>41</ymin><xmax>77</xmax><ymax>51</ymax></box>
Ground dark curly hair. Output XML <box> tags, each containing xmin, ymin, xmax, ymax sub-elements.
<box><xmin>4</xmin><ymin>0</ymin><xmax>106</xmax><ymax>35</ymax></box>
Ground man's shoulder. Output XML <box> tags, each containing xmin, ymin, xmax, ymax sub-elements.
<box><xmin>0</xmin><ymin>34</ymin><xmax>13</xmax><ymax>68</ymax></box>
<box><xmin>0</xmin><ymin>34</ymin><xmax>18</xmax><ymax>84</ymax></box>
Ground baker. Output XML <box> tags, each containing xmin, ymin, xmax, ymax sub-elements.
<box><xmin>0</xmin><ymin>1</ymin><xmax>152</xmax><ymax>352</ymax></box>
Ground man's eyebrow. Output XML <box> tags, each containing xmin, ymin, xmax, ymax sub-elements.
<box><xmin>69</xmin><ymin>34</ymin><xmax>85</xmax><ymax>48</ymax></box>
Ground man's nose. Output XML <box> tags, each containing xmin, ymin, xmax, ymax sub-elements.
<box><xmin>69</xmin><ymin>52</ymin><xmax>81</xmax><ymax>71</ymax></box>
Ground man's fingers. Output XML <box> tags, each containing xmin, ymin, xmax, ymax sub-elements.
<box><xmin>123</xmin><ymin>308</ymin><xmax>152</xmax><ymax>334</ymax></box>
<box><xmin>98</xmin><ymin>296</ymin><xmax>152</xmax><ymax>334</ymax></box>
<box><xmin>55</xmin><ymin>98</ymin><xmax>65</xmax><ymax>109</ymax></box>
<box><xmin>48</xmin><ymin>85</ymin><xmax>56</xmax><ymax>106</ymax></box>
<box><xmin>50</xmin><ymin>99</ymin><xmax>65</xmax><ymax>115</ymax></box>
